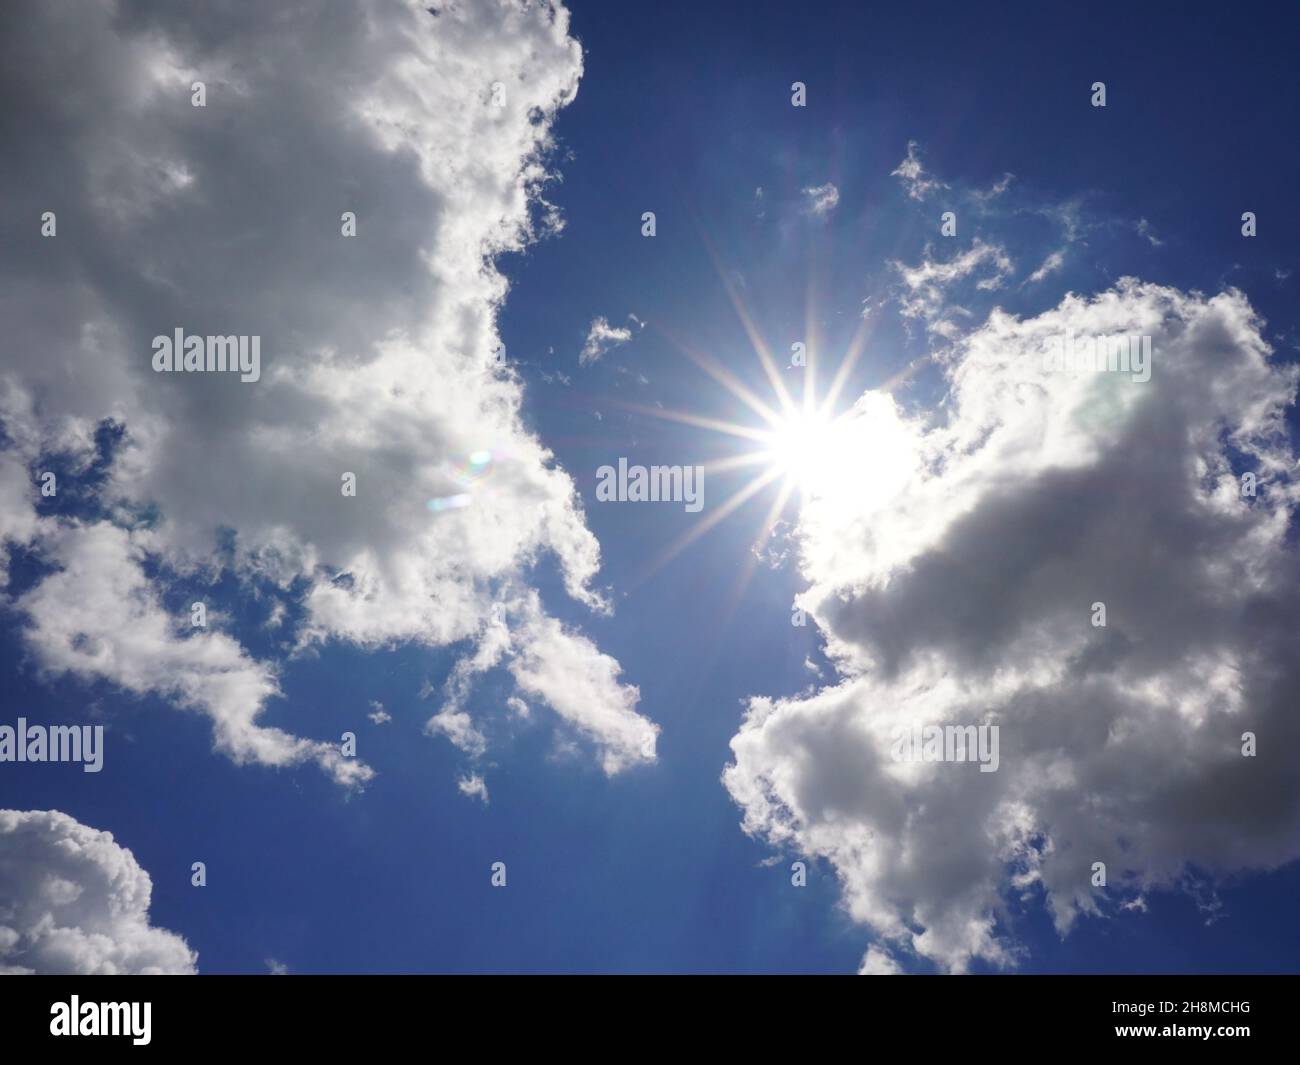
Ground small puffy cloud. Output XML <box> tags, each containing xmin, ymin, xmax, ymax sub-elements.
<box><xmin>580</xmin><ymin>316</ymin><xmax>634</xmax><ymax>366</ymax></box>
<box><xmin>891</xmin><ymin>141</ymin><xmax>947</xmax><ymax>201</ymax></box>
<box><xmin>266</xmin><ymin>958</ymin><xmax>289</xmax><ymax>975</ymax></box>
<box><xmin>425</xmin><ymin>708</ymin><xmax>488</xmax><ymax>758</ymax></box>
<box><xmin>367</xmin><ymin>701</ymin><xmax>392</xmax><ymax>725</ymax></box>
<box><xmin>802</xmin><ymin>182</ymin><xmax>840</xmax><ymax>216</ymax></box>
<box><xmin>726</xmin><ymin>279</ymin><xmax>1300</xmax><ymax>973</ymax></box>
<box><xmin>0</xmin><ymin>809</ymin><xmax>197</xmax><ymax>975</ymax></box>
<box><xmin>509</xmin><ymin>595</ymin><xmax>658</xmax><ymax>774</ymax></box>
<box><xmin>457</xmin><ymin>774</ymin><xmax>490</xmax><ymax>803</ymax></box>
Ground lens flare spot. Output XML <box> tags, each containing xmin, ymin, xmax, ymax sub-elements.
<box><xmin>427</xmin><ymin>493</ymin><xmax>472</xmax><ymax>513</ymax></box>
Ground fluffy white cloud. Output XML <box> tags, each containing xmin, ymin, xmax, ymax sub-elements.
<box><xmin>426</xmin><ymin>707</ymin><xmax>489</xmax><ymax>757</ymax></box>
<box><xmin>0</xmin><ymin>1</ymin><xmax>656</xmax><ymax>781</ymax></box>
<box><xmin>508</xmin><ymin>593</ymin><xmax>658</xmax><ymax>774</ymax></box>
<box><xmin>19</xmin><ymin>522</ymin><xmax>370</xmax><ymax>785</ymax></box>
<box><xmin>0</xmin><ymin>809</ymin><xmax>196</xmax><ymax>975</ymax></box>
<box><xmin>726</xmin><ymin>279</ymin><xmax>1300</xmax><ymax>973</ymax></box>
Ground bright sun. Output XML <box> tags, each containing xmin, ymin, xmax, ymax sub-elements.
<box><xmin>623</xmin><ymin>273</ymin><xmax>922</xmax><ymax>581</ymax></box>
<box><xmin>758</xmin><ymin>395</ymin><xmax>915</xmax><ymax>506</ymax></box>
<box><xmin>761</xmin><ymin>411</ymin><xmax>843</xmax><ymax>494</ymax></box>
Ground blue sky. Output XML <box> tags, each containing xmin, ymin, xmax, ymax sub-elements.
<box><xmin>2</xmin><ymin>0</ymin><xmax>1299</xmax><ymax>975</ymax></box>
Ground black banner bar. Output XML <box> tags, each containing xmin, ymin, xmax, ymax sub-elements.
<box><xmin>1</xmin><ymin>974</ymin><xmax>1290</xmax><ymax>1053</ymax></box>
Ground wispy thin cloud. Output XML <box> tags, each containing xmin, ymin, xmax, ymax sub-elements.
<box><xmin>802</xmin><ymin>181</ymin><xmax>840</xmax><ymax>216</ymax></box>
<box><xmin>891</xmin><ymin>140</ymin><xmax>948</xmax><ymax>200</ymax></box>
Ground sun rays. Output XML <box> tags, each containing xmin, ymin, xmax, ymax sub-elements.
<box><xmin>618</xmin><ymin>286</ymin><xmax>864</xmax><ymax>597</ymax></box>
<box><xmin>612</xmin><ymin>228</ymin><xmax>930</xmax><ymax>616</ymax></box>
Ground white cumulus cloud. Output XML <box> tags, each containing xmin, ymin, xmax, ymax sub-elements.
<box><xmin>726</xmin><ymin>279</ymin><xmax>1300</xmax><ymax>973</ymax></box>
<box><xmin>0</xmin><ymin>809</ymin><xmax>197</xmax><ymax>975</ymax></box>
<box><xmin>0</xmin><ymin>0</ymin><xmax>656</xmax><ymax>784</ymax></box>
